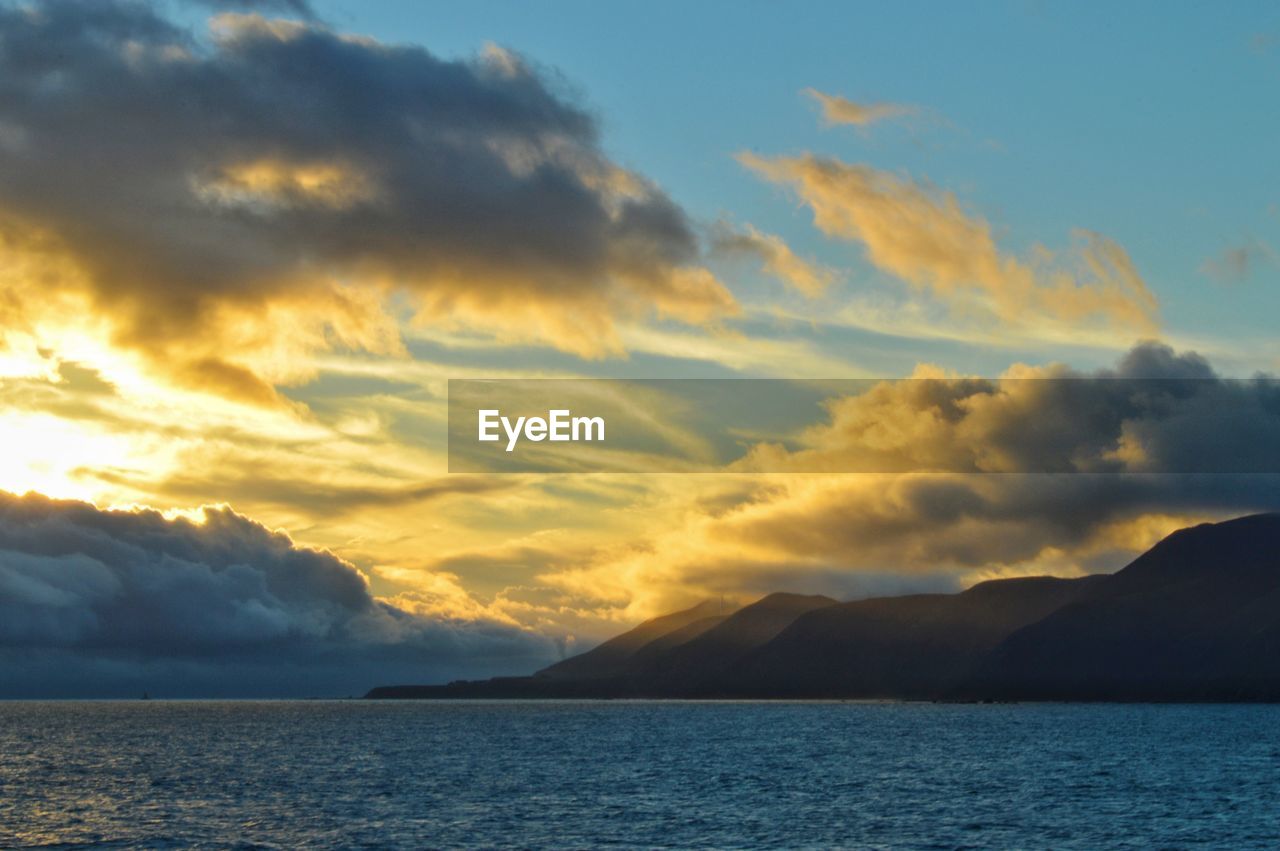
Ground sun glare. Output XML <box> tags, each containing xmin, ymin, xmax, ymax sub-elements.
<box><xmin>0</xmin><ymin>411</ymin><xmax>134</xmax><ymax>502</ymax></box>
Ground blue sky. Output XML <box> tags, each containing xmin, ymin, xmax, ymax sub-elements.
<box><xmin>310</xmin><ymin>0</ymin><xmax>1280</xmax><ymax>373</ymax></box>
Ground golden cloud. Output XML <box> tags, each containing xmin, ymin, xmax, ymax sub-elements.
<box><xmin>739</xmin><ymin>152</ymin><xmax>1159</xmax><ymax>337</ymax></box>
<box><xmin>711</xmin><ymin>222</ymin><xmax>837</xmax><ymax>297</ymax></box>
<box><xmin>803</xmin><ymin>88</ymin><xmax>916</xmax><ymax>128</ymax></box>
<box><xmin>522</xmin><ymin>344</ymin><xmax>1280</xmax><ymax>622</ymax></box>
<box><xmin>194</xmin><ymin>158</ymin><xmax>381</xmax><ymax>211</ymax></box>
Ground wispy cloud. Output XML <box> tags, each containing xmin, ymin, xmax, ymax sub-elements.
<box><xmin>803</xmin><ymin>88</ymin><xmax>916</xmax><ymax>128</ymax></box>
<box><xmin>738</xmin><ymin>152</ymin><xmax>1159</xmax><ymax>338</ymax></box>
<box><xmin>1200</xmin><ymin>238</ymin><xmax>1276</xmax><ymax>283</ymax></box>
<box><xmin>1249</xmin><ymin>32</ymin><xmax>1278</xmax><ymax>54</ymax></box>
<box><xmin>711</xmin><ymin>222</ymin><xmax>838</xmax><ymax>297</ymax></box>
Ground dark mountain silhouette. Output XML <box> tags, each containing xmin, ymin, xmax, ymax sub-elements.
<box><xmin>621</xmin><ymin>614</ymin><xmax>731</xmax><ymax>670</ymax></box>
<box><xmin>366</xmin><ymin>514</ymin><xmax>1280</xmax><ymax>701</ymax></box>
<box><xmin>536</xmin><ymin>593</ymin><xmax>833</xmax><ymax>688</ymax></box>
<box><xmin>967</xmin><ymin>513</ymin><xmax>1280</xmax><ymax>700</ymax></box>
<box><xmin>731</xmin><ymin>576</ymin><xmax>1105</xmax><ymax>698</ymax></box>
<box><xmin>624</xmin><ymin>592</ymin><xmax>837</xmax><ymax>691</ymax></box>
<box><xmin>538</xmin><ymin>600</ymin><xmax>732</xmax><ymax>680</ymax></box>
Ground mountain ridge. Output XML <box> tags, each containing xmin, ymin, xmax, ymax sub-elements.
<box><xmin>366</xmin><ymin>513</ymin><xmax>1280</xmax><ymax>701</ymax></box>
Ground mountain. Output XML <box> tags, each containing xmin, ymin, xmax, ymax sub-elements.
<box><xmin>734</xmin><ymin>576</ymin><xmax>1105</xmax><ymax>698</ymax></box>
<box><xmin>366</xmin><ymin>514</ymin><xmax>1280</xmax><ymax>701</ymax></box>
<box><xmin>968</xmin><ymin>513</ymin><xmax>1280</xmax><ymax>700</ymax></box>
<box><xmin>538</xmin><ymin>592</ymin><xmax>835</xmax><ymax>692</ymax></box>
<box><xmin>626</xmin><ymin>592</ymin><xmax>837</xmax><ymax>693</ymax></box>
<box><xmin>537</xmin><ymin>599</ymin><xmax>732</xmax><ymax>680</ymax></box>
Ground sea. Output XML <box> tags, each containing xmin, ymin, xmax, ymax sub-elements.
<box><xmin>2</xmin><ymin>700</ymin><xmax>1278</xmax><ymax>849</ymax></box>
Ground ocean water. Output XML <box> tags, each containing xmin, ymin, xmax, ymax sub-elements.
<box><xmin>2</xmin><ymin>701</ymin><xmax>1279</xmax><ymax>849</ymax></box>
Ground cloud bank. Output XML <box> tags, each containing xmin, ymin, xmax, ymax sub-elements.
<box><xmin>4</xmin><ymin>346</ymin><xmax>1280</xmax><ymax>690</ymax></box>
<box><xmin>0</xmin><ymin>491</ymin><xmax>557</xmax><ymax>696</ymax></box>
<box><xmin>535</xmin><ymin>344</ymin><xmax>1280</xmax><ymax>615</ymax></box>
<box><xmin>740</xmin><ymin>343</ymin><xmax>1280</xmax><ymax>474</ymax></box>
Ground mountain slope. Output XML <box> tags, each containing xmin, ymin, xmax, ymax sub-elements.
<box><xmin>623</xmin><ymin>614</ymin><xmax>731</xmax><ymax>669</ymax></box>
<box><xmin>734</xmin><ymin>576</ymin><xmax>1105</xmax><ymax>697</ymax></box>
<box><xmin>630</xmin><ymin>592</ymin><xmax>838</xmax><ymax>692</ymax></box>
<box><xmin>536</xmin><ymin>600</ymin><xmax>733</xmax><ymax>680</ymax></box>
<box><xmin>969</xmin><ymin>513</ymin><xmax>1280</xmax><ymax>699</ymax></box>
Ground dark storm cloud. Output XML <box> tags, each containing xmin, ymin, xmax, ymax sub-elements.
<box><xmin>741</xmin><ymin>342</ymin><xmax>1280</xmax><ymax>474</ymax></box>
<box><xmin>0</xmin><ymin>0</ymin><xmax>734</xmax><ymax>395</ymax></box>
<box><xmin>673</xmin><ymin>343</ymin><xmax>1280</xmax><ymax>577</ymax></box>
<box><xmin>721</xmin><ymin>472</ymin><xmax>1280</xmax><ymax>573</ymax></box>
<box><xmin>181</xmin><ymin>0</ymin><xmax>313</xmax><ymax>17</ymax></box>
<box><xmin>0</xmin><ymin>491</ymin><xmax>556</xmax><ymax>696</ymax></box>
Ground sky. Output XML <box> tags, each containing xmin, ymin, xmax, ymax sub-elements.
<box><xmin>311</xmin><ymin>0</ymin><xmax>1280</xmax><ymax>372</ymax></box>
<box><xmin>1</xmin><ymin>0</ymin><xmax>1279</xmax><ymax>696</ymax></box>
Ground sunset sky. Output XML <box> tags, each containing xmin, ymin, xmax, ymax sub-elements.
<box><xmin>2</xmin><ymin>0</ymin><xmax>1280</xmax><ymax>695</ymax></box>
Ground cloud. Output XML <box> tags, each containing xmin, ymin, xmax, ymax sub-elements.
<box><xmin>543</xmin><ymin>470</ymin><xmax>1280</xmax><ymax>621</ymax></box>
<box><xmin>0</xmin><ymin>491</ymin><xmax>557</xmax><ymax>696</ymax></box>
<box><xmin>736</xmin><ymin>342</ymin><xmax>1280</xmax><ymax>474</ymax></box>
<box><xmin>0</xmin><ymin>1</ymin><xmax>736</xmax><ymax>402</ymax></box>
<box><xmin>1200</xmin><ymin>239</ymin><xmax>1275</xmax><ymax>283</ymax></box>
<box><xmin>182</xmin><ymin>0</ymin><xmax>315</xmax><ymax>17</ymax></box>
<box><xmin>6</xmin><ymin>344</ymin><xmax>1279</xmax><ymax>684</ymax></box>
<box><xmin>803</xmin><ymin>88</ymin><xmax>915</xmax><ymax>128</ymax></box>
<box><xmin>738</xmin><ymin>152</ymin><xmax>1159</xmax><ymax>337</ymax></box>
<box><xmin>533</xmin><ymin>344</ymin><xmax>1280</xmax><ymax>615</ymax></box>
<box><xmin>88</xmin><ymin>464</ymin><xmax>515</xmax><ymax>519</ymax></box>
<box><xmin>711</xmin><ymin>222</ymin><xmax>837</xmax><ymax>297</ymax></box>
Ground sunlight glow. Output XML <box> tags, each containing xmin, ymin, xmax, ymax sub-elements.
<box><xmin>0</xmin><ymin>411</ymin><xmax>134</xmax><ymax>501</ymax></box>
